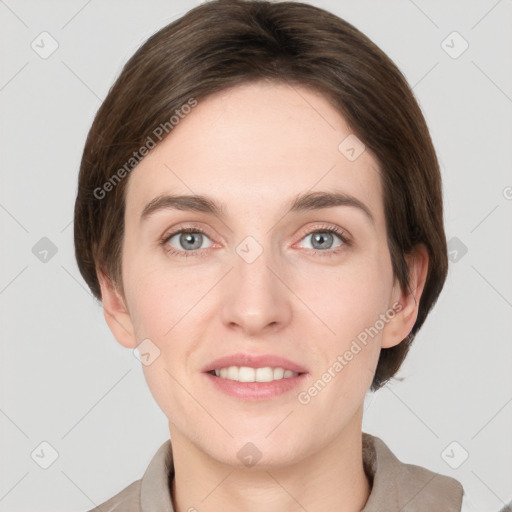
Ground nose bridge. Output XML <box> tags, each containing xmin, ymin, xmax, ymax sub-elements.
<box><xmin>221</xmin><ymin>232</ymin><xmax>292</xmax><ymax>333</ymax></box>
<box><xmin>235</xmin><ymin>234</ymin><xmax>274</xmax><ymax>291</ymax></box>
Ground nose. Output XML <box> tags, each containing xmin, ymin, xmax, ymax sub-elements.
<box><xmin>220</xmin><ymin>240</ymin><xmax>293</xmax><ymax>336</ymax></box>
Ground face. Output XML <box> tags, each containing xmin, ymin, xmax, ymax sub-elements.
<box><xmin>102</xmin><ymin>80</ymin><xmax>419</xmax><ymax>468</ymax></box>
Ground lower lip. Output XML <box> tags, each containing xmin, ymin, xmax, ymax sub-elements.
<box><xmin>203</xmin><ymin>372</ymin><xmax>308</xmax><ymax>401</ymax></box>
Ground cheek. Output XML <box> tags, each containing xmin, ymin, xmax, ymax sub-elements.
<box><xmin>296</xmin><ymin>266</ymin><xmax>388</xmax><ymax>415</ymax></box>
<box><xmin>295</xmin><ymin>251</ymin><xmax>393</xmax><ymax>391</ymax></box>
<box><xmin>298</xmin><ymin>255</ymin><xmax>392</xmax><ymax>338</ymax></box>
<box><xmin>122</xmin><ymin>233</ymin><xmax>206</xmax><ymax>336</ymax></box>
<box><xmin>122</xmin><ymin>262</ymin><xmax>204</xmax><ymax>417</ymax></box>
<box><xmin>126</xmin><ymin>267</ymin><xmax>196</xmax><ymax>339</ymax></box>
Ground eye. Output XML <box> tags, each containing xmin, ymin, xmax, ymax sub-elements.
<box><xmin>298</xmin><ymin>225</ymin><xmax>349</xmax><ymax>255</ymax></box>
<box><xmin>161</xmin><ymin>227</ymin><xmax>213</xmax><ymax>257</ymax></box>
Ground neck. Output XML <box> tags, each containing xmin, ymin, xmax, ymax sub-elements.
<box><xmin>169</xmin><ymin>413</ymin><xmax>371</xmax><ymax>512</ymax></box>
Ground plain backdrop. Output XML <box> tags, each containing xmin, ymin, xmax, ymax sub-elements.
<box><xmin>0</xmin><ymin>1</ymin><xmax>511</xmax><ymax>511</ymax></box>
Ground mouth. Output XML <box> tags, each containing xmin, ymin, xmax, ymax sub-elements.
<box><xmin>201</xmin><ymin>353</ymin><xmax>308</xmax><ymax>401</ymax></box>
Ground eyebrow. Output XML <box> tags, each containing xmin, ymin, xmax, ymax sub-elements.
<box><xmin>140</xmin><ymin>190</ymin><xmax>375</xmax><ymax>224</ymax></box>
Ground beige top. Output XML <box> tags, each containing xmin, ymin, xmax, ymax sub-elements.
<box><xmin>86</xmin><ymin>433</ymin><xmax>464</xmax><ymax>511</ymax></box>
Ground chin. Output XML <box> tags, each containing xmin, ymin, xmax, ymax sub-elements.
<box><xmin>219</xmin><ymin>443</ymin><xmax>303</xmax><ymax>470</ymax></box>
<box><xmin>236</xmin><ymin>434</ymin><xmax>306</xmax><ymax>466</ymax></box>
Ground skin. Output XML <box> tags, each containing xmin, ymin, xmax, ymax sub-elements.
<box><xmin>98</xmin><ymin>79</ymin><xmax>429</xmax><ymax>512</ymax></box>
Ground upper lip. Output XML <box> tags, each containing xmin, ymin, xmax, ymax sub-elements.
<box><xmin>202</xmin><ymin>353</ymin><xmax>308</xmax><ymax>374</ymax></box>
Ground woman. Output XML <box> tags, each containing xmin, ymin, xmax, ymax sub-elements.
<box><xmin>74</xmin><ymin>1</ymin><xmax>472</xmax><ymax>510</ymax></box>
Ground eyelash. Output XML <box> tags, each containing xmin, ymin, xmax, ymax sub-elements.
<box><xmin>160</xmin><ymin>224</ymin><xmax>351</xmax><ymax>259</ymax></box>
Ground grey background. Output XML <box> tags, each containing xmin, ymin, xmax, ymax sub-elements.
<box><xmin>0</xmin><ymin>0</ymin><xmax>511</xmax><ymax>510</ymax></box>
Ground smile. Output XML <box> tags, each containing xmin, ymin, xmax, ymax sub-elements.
<box><xmin>209</xmin><ymin>366</ymin><xmax>300</xmax><ymax>382</ymax></box>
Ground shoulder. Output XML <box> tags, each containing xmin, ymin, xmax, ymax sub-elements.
<box><xmin>82</xmin><ymin>439</ymin><xmax>173</xmax><ymax>512</ymax></box>
<box><xmin>84</xmin><ymin>479</ymin><xmax>142</xmax><ymax>512</ymax></box>
<box><xmin>362</xmin><ymin>433</ymin><xmax>464</xmax><ymax>511</ymax></box>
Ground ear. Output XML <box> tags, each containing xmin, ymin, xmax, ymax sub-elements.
<box><xmin>381</xmin><ymin>244</ymin><xmax>429</xmax><ymax>349</ymax></box>
<box><xmin>97</xmin><ymin>267</ymin><xmax>138</xmax><ymax>349</ymax></box>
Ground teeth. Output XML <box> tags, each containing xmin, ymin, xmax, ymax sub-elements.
<box><xmin>258</xmin><ymin>367</ymin><xmax>275</xmax><ymax>381</ymax></box>
<box><xmin>240</xmin><ymin>367</ymin><xmax>257</xmax><ymax>382</ymax></box>
<box><xmin>213</xmin><ymin>366</ymin><xmax>299</xmax><ymax>382</ymax></box>
<box><xmin>273</xmin><ymin>367</ymin><xmax>284</xmax><ymax>380</ymax></box>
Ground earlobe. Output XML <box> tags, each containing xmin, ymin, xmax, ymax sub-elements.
<box><xmin>96</xmin><ymin>268</ymin><xmax>138</xmax><ymax>349</ymax></box>
<box><xmin>381</xmin><ymin>244</ymin><xmax>430</xmax><ymax>349</ymax></box>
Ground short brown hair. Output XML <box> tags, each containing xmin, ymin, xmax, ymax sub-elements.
<box><xmin>74</xmin><ymin>0</ymin><xmax>448</xmax><ymax>391</ymax></box>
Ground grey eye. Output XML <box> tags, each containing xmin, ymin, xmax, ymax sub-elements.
<box><xmin>302</xmin><ymin>231</ymin><xmax>343</xmax><ymax>251</ymax></box>
<box><xmin>167</xmin><ymin>231</ymin><xmax>212</xmax><ymax>251</ymax></box>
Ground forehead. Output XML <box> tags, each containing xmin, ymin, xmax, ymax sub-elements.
<box><xmin>124</xmin><ymin>80</ymin><xmax>383</xmax><ymax>222</ymax></box>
